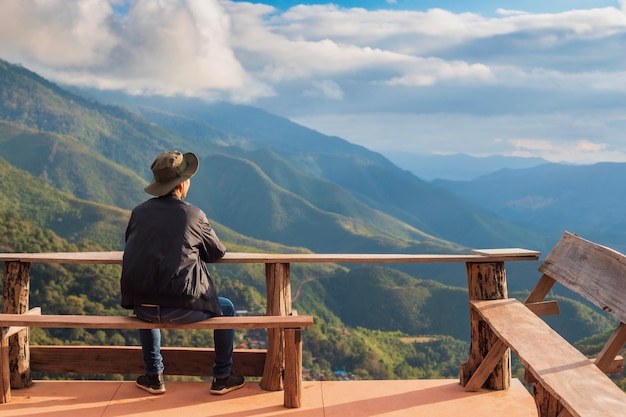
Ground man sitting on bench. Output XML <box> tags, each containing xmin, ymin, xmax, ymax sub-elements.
<box><xmin>120</xmin><ymin>150</ymin><xmax>245</xmax><ymax>396</ymax></box>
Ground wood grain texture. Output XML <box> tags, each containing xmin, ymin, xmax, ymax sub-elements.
<box><xmin>2</xmin><ymin>261</ymin><xmax>31</xmax><ymax>389</ymax></box>
<box><xmin>539</xmin><ymin>231</ymin><xmax>626</xmax><ymax>323</ymax></box>
<box><xmin>460</xmin><ymin>261</ymin><xmax>510</xmax><ymax>390</ymax></box>
<box><xmin>471</xmin><ymin>298</ymin><xmax>626</xmax><ymax>417</ymax></box>
<box><xmin>0</xmin><ymin>311</ymin><xmax>313</xmax><ymax>331</ymax></box>
<box><xmin>30</xmin><ymin>346</ymin><xmax>266</xmax><ymax>377</ymax></box>
<box><xmin>0</xmin><ymin>250</ymin><xmax>540</xmax><ymax>264</ymax></box>
<box><xmin>260</xmin><ymin>262</ymin><xmax>290</xmax><ymax>391</ymax></box>
<box><xmin>283</xmin><ymin>328</ymin><xmax>302</xmax><ymax>408</ymax></box>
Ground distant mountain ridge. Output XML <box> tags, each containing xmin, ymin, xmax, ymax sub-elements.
<box><xmin>434</xmin><ymin>162</ymin><xmax>626</xmax><ymax>253</ymax></box>
<box><xmin>383</xmin><ymin>151</ymin><xmax>548</xmax><ymax>181</ymax></box>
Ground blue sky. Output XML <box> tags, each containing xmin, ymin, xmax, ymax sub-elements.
<box><xmin>0</xmin><ymin>0</ymin><xmax>625</xmax><ymax>164</ymax></box>
<box><xmin>255</xmin><ymin>0</ymin><xmax>618</xmax><ymax>15</ymax></box>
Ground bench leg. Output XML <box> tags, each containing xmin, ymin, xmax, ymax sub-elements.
<box><xmin>595</xmin><ymin>322</ymin><xmax>626</xmax><ymax>374</ymax></box>
<box><xmin>464</xmin><ymin>338</ymin><xmax>509</xmax><ymax>391</ymax></box>
<box><xmin>260</xmin><ymin>328</ymin><xmax>284</xmax><ymax>391</ymax></box>
<box><xmin>1</xmin><ymin>338</ymin><xmax>10</xmax><ymax>403</ymax></box>
<box><xmin>283</xmin><ymin>328</ymin><xmax>302</xmax><ymax>408</ymax></box>
<box><xmin>533</xmin><ymin>383</ymin><xmax>569</xmax><ymax>417</ymax></box>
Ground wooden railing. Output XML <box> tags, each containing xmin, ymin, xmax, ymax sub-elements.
<box><xmin>1</xmin><ymin>249</ymin><xmax>539</xmax><ymax>403</ymax></box>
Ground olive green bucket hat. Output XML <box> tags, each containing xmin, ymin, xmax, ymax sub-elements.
<box><xmin>144</xmin><ymin>151</ymin><xmax>199</xmax><ymax>196</ymax></box>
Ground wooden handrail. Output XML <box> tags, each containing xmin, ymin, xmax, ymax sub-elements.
<box><xmin>0</xmin><ymin>249</ymin><xmax>540</xmax><ymax>264</ymax></box>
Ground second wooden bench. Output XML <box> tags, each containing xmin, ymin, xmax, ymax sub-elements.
<box><xmin>464</xmin><ymin>231</ymin><xmax>626</xmax><ymax>417</ymax></box>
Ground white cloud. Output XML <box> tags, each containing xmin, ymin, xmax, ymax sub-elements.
<box><xmin>302</xmin><ymin>80</ymin><xmax>344</xmax><ymax>100</ymax></box>
<box><xmin>0</xmin><ymin>0</ymin><xmax>624</xmax><ymax>163</ymax></box>
<box><xmin>3</xmin><ymin>1</ymin><xmax>623</xmax><ymax>96</ymax></box>
<box><xmin>292</xmin><ymin>110</ymin><xmax>626</xmax><ymax>164</ymax></box>
<box><xmin>384</xmin><ymin>59</ymin><xmax>494</xmax><ymax>86</ymax></box>
<box><xmin>0</xmin><ymin>0</ymin><xmax>117</xmax><ymax>66</ymax></box>
<box><xmin>509</xmin><ymin>138</ymin><xmax>615</xmax><ymax>163</ymax></box>
<box><xmin>0</xmin><ymin>0</ymin><xmax>250</xmax><ymax>96</ymax></box>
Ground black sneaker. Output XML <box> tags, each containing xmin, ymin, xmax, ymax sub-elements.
<box><xmin>136</xmin><ymin>373</ymin><xmax>166</xmax><ymax>394</ymax></box>
<box><xmin>210</xmin><ymin>374</ymin><xmax>245</xmax><ymax>395</ymax></box>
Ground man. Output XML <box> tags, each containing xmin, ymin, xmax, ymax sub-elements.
<box><xmin>121</xmin><ymin>150</ymin><xmax>244</xmax><ymax>395</ymax></box>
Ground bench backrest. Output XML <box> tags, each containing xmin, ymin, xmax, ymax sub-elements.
<box><xmin>525</xmin><ymin>231</ymin><xmax>626</xmax><ymax>375</ymax></box>
<box><xmin>539</xmin><ymin>231</ymin><xmax>626</xmax><ymax>323</ymax></box>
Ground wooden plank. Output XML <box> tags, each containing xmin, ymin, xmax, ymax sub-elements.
<box><xmin>227</xmin><ymin>251</ymin><xmax>541</xmax><ymax>263</ymax></box>
<box><xmin>525</xmin><ymin>356</ymin><xmax>623</xmax><ymax>383</ymax></box>
<box><xmin>595</xmin><ymin>322</ymin><xmax>626</xmax><ymax>374</ymax></box>
<box><xmin>0</xmin><ymin>314</ymin><xmax>313</xmax><ymax>330</ymax></box>
<box><xmin>1</xmin><ymin>307</ymin><xmax>41</xmax><ymax>339</ymax></box>
<box><xmin>525</xmin><ymin>300</ymin><xmax>560</xmax><ymax>317</ymax></box>
<box><xmin>539</xmin><ymin>231</ymin><xmax>626</xmax><ymax>323</ymax></box>
<box><xmin>464</xmin><ymin>338</ymin><xmax>509</xmax><ymax>391</ymax></box>
<box><xmin>30</xmin><ymin>346</ymin><xmax>266</xmax><ymax>377</ymax></box>
<box><xmin>472</xmin><ymin>248</ymin><xmax>541</xmax><ymax>258</ymax></box>
<box><xmin>471</xmin><ymin>298</ymin><xmax>626</xmax><ymax>417</ymax></box>
<box><xmin>0</xmin><ymin>252</ymin><xmax>123</xmax><ymax>264</ymax></box>
<box><xmin>596</xmin><ymin>356</ymin><xmax>625</xmax><ymax>375</ymax></box>
<box><xmin>0</xmin><ymin>250</ymin><xmax>540</xmax><ymax>265</ymax></box>
<box><xmin>524</xmin><ymin>274</ymin><xmax>557</xmax><ymax>304</ymax></box>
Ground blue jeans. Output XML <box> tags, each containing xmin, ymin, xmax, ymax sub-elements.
<box><xmin>134</xmin><ymin>297</ymin><xmax>235</xmax><ymax>379</ymax></box>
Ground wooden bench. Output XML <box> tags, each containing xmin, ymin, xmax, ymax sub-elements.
<box><xmin>464</xmin><ymin>231</ymin><xmax>626</xmax><ymax>417</ymax></box>
<box><xmin>0</xmin><ymin>308</ymin><xmax>313</xmax><ymax>408</ymax></box>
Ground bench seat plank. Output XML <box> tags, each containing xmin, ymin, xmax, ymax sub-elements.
<box><xmin>470</xmin><ymin>298</ymin><xmax>626</xmax><ymax>417</ymax></box>
<box><xmin>0</xmin><ymin>307</ymin><xmax>42</xmax><ymax>339</ymax></box>
<box><xmin>0</xmin><ymin>313</ymin><xmax>313</xmax><ymax>332</ymax></box>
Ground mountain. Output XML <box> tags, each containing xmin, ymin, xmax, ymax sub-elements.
<box><xmin>73</xmin><ymin>90</ymin><xmax>396</xmax><ymax>169</ymax></box>
<box><xmin>191</xmin><ymin>151</ymin><xmax>455</xmax><ymax>253</ymax></box>
<box><xmin>0</xmin><ymin>60</ymin><xmax>196</xmax><ymax>209</ymax></box>
<box><xmin>383</xmin><ymin>151</ymin><xmax>548</xmax><ymax>181</ymax></box>
<box><xmin>434</xmin><ymin>163</ymin><xmax>626</xmax><ymax>253</ymax></box>
<box><xmin>0</xmin><ymin>120</ymin><xmax>148</xmax><ymax>211</ymax></box>
<box><xmin>77</xmin><ymin>88</ymin><xmax>549</xmax><ymax>252</ymax></box>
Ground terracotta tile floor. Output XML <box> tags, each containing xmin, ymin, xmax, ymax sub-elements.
<box><xmin>2</xmin><ymin>378</ymin><xmax>537</xmax><ymax>417</ymax></box>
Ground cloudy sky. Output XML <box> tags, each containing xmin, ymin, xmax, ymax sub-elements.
<box><xmin>0</xmin><ymin>0</ymin><xmax>625</xmax><ymax>164</ymax></box>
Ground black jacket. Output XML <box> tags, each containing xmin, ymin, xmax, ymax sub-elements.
<box><xmin>120</xmin><ymin>195</ymin><xmax>226</xmax><ymax>314</ymax></box>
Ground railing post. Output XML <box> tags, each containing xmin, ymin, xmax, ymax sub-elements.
<box><xmin>460</xmin><ymin>261</ymin><xmax>511</xmax><ymax>390</ymax></box>
<box><xmin>260</xmin><ymin>262</ymin><xmax>291</xmax><ymax>391</ymax></box>
<box><xmin>283</xmin><ymin>328</ymin><xmax>302</xmax><ymax>408</ymax></box>
<box><xmin>1</xmin><ymin>261</ymin><xmax>32</xmax><ymax>401</ymax></box>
